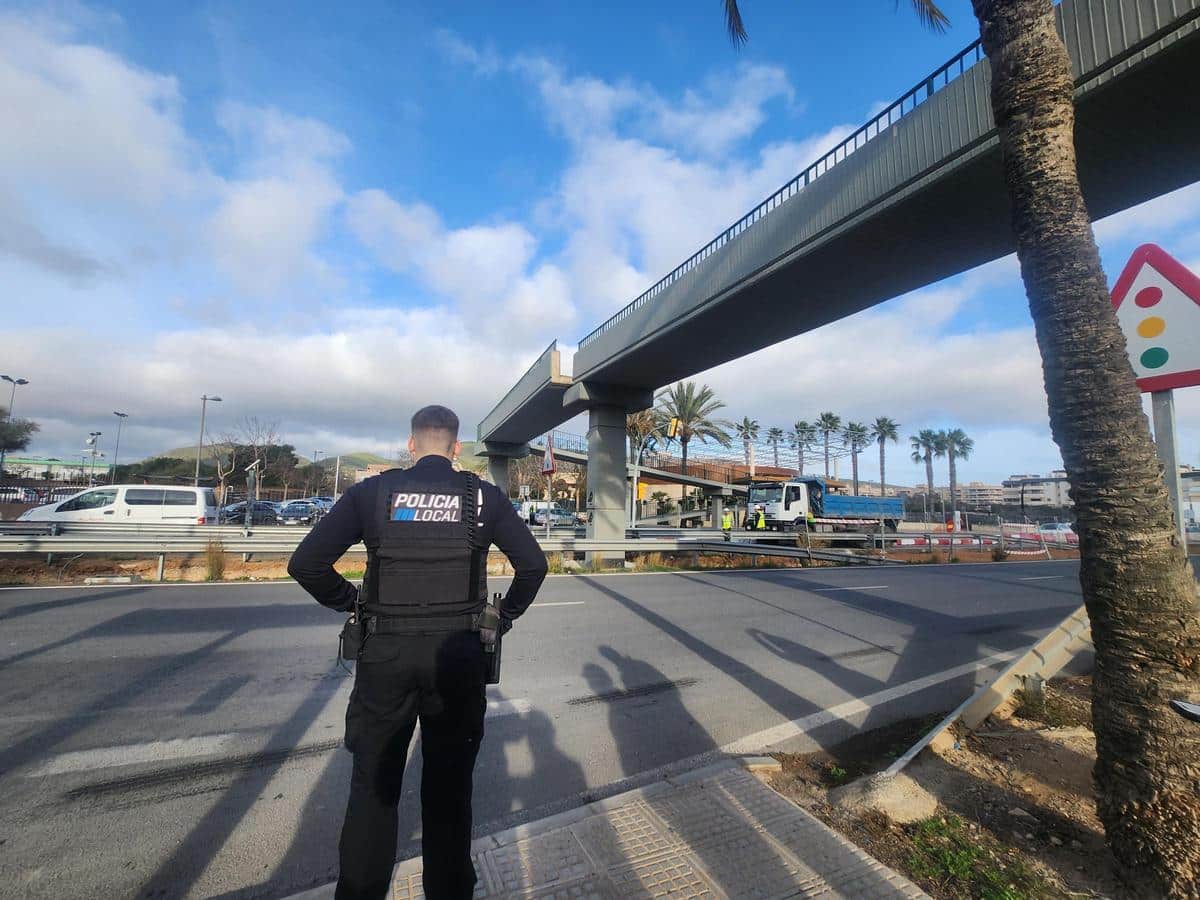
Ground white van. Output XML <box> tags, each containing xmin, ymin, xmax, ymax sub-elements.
<box><xmin>18</xmin><ymin>485</ymin><xmax>218</xmax><ymax>525</ymax></box>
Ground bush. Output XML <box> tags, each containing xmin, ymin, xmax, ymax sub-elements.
<box><xmin>991</xmin><ymin>546</ymin><xmax>1010</xmax><ymax>561</ymax></box>
<box><xmin>545</xmin><ymin>553</ymin><xmax>565</xmax><ymax>575</ymax></box>
<box><xmin>205</xmin><ymin>540</ymin><xmax>226</xmax><ymax>582</ymax></box>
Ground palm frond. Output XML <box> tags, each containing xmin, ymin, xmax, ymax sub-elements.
<box><xmin>907</xmin><ymin>0</ymin><xmax>950</xmax><ymax>33</ymax></box>
<box><xmin>723</xmin><ymin>0</ymin><xmax>748</xmax><ymax>46</ymax></box>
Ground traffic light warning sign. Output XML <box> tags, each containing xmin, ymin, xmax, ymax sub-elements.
<box><xmin>1111</xmin><ymin>244</ymin><xmax>1200</xmax><ymax>393</ymax></box>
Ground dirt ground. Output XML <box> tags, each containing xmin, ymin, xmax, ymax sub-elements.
<box><xmin>767</xmin><ymin>674</ymin><xmax>1115</xmax><ymax>899</ymax></box>
<box><xmin>0</xmin><ymin>551</ymin><xmax>531</xmax><ymax>585</ymax></box>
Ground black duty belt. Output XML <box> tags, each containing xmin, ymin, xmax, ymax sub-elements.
<box><xmin>366</xmin><ymin>612</ymin><xmax>478</xmax><ymax>634</ymax></box>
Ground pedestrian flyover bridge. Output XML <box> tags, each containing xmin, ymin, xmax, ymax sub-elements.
<box><xmin>478</xmin><ymin>0</ymin><xmax>1200</xmax><ymax>555</ymax></box>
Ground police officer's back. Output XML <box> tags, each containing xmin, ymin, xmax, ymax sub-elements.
<box><xmin>288</xmin><ymin>405</ymin><xmax>548</xmax><ymax>900</ymax></box>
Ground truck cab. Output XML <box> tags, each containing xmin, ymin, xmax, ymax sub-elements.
<box><xmin>748</xmin><ymin>476</ymin><xmax>904</xmax><ymax>532</ymax></box>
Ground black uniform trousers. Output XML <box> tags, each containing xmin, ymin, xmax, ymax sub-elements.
<box><xmin>335</xmin><ymin>629</ymin><xmax>487</xmax><ymax>900</ymax></box>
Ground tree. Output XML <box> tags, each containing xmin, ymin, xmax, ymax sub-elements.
<box><xmin>735</xmin><ymin>417</ymin><xmax>760</xmax><ymax>470</ymax></box>
<box><xmin>626</xmin><ymin>409</ymin><xmax>662</xmax><ymax>462</ymax></box>
<box><xmin>655</xmin><ymin>382</ymin><xmax>732</xmax><ymax>475</ymax></box>
<box><xmin>872</xmin><ymin>417</ymin><xmax>900</xmax><ymax>497</ymax></box>
<box><xmin>939</xmin><ymin>428</ymin><xmax>974</xmax><ymax>515</ymax></box>
<box><xmin>0</xmin><ymin>407</ymin><xmax>39</xmax><ymax>471</ymax></box>
<box><xmin>815</xmin><ymin>412</ymin><xmax>841</xmax><ymax>478</ymax></box>
<box><xmin>909</xmin><ymin>429</ymin><xmax>940</xmax><ymax>503</ymax></box>
<box><xmin>842</xmin><ymin>422</ymin><xmax>870</xmax><ymax>495</ymax></box>
<box><xmin>766</xmin><ymin>426</ymin><xmax>784</xmax><ymax>468</ymax></box>
<box><xmin>790</xmin><ymin>420</ymin><xmax>817</xmax><ymax>475</ymax></box>
<box><xmin>721</xmin><ymin>3</ymin><xmax>1200</xmax><ymax>890</ymax></box>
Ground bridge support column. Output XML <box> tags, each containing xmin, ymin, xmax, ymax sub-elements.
<box><xmin>480</xmin><ymin>441</ymin><xmax>530</xmax><ymax>495</ymax></box>
<box><xmin>585</xmin><ymin>404</ymin><xmax>626</xmax><ymax>565</ymax></box>
<box><xmin>703</xmin><ymin>486</ymin><xmax>733</xmax><ymax>529</ymax></box>
<box><xmin>487</xmin><ymin>456</ymin><xmax>509</xmax><ymax>491</ymax></box>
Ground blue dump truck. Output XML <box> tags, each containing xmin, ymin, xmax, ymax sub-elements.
<box><xmin>747</xmin><ymin>476</ymin><xmax>905</xmax><ymax>532</ymax></box>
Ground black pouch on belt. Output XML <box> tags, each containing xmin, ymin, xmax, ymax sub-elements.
<box><xmin>339</xmin><ymin>614</ymin><xmax>364</xmax><ymax>662</ymax></box>
<box><xmin>475</xmin><ymin>594</ymin><xmax>503</xmax><ymax>684</ymax></box>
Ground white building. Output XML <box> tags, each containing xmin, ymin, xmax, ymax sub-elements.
<box><xmin>957</xmin><ymin>482</ymin><xmax>1005</xmax><ymax>505</ymax></box>
<box><xmin>1002</xmin><ymin>471</ymin><xmax>1074</xmax><ymax>507</ymax></box>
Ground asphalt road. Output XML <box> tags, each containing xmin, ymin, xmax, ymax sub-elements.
<box><xmin>0</xmin><ymin>559</ymin><xmax>1138</xmax><ymax>899</ymax></box>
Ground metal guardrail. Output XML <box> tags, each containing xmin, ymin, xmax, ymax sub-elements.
<box><xmin>576</xmin><ymin>38</ymin><xmax>986</xmax><ymax>350</ymax></box>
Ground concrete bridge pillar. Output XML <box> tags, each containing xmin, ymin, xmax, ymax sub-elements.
<box><xmin>487</xmin><ymin>456</ymin><xmax>510</xmax><ymax>492</ymax></box>
<box><xmin>480</xmin><ymin>441</ymin><xmax>530</xmax><ymax>496</ymax></box>
<box><xmin>703</xmin><ymin>486</ymin><xmax>733</xmax><ymax>528</ymax></box>
<box><xmin>561</xmin><ymin>381</ymin><xmax>654</xmax><ymax>566</ymax></box>
<box><xmin>586</xmin><ymin>404</ymin><xmax>627</xmax><ymax>563</ymax></box>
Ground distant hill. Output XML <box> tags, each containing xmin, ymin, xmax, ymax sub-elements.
<box><xmin>316</xmin><ymin>452</ymin><xmax>393</xmax><ymax>469</ymax></box>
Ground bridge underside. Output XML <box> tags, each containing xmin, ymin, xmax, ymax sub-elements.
<box><xmin>577</xmin><ymin>29</ymin><xmax>1200</xmax><ymax>389</ymax></box>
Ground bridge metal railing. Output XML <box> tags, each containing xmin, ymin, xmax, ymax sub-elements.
<box><xmin>576</xmin><ymin>38</ymin><xmax>986</xmax><ymax>351</ymax></box>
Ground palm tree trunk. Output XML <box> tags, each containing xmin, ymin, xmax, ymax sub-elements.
<box><xmin>681</xmin><ymin>437</ymin><xmax>689</xmax><ymax>476</ymax></box>
<box><xmin>924</xmin><ymin>454</ymin><xmax>934</xmax><ymax>500</ymax></box>
<box><xmin>948</xmin><ymin>451</ymin><xmax>957</xmax><ymax>516</ymax></box>
<box><xmin>851</xmin><ymin>451</ymin><xmax>859</xmax><ymax>495</ymax></box>
<box><xmin>823</xmin><ymin>434</ymin><xmax>830</xmax><ymax>477</ymax></box>
<box><xmin>799</xmin><ymin>446</ymin><xmax>805</xmax><ymax>475</ymax></box>
<box><xmin>973</xmin><ymin>0</ymin><xmax>1200</xmax><ymax>893</ymax></box>
<box><xmin>878</xmin><ymin>442</ymin><xmax>886</xmax><ymax>498</ymax></box>
<box><xmin>773</xmin><ymin>444</ymin><xmax>779</xmax><ymax>468</ymax></box>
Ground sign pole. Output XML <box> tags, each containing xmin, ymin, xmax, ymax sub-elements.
<box><xmin>1150</xmin><ymin>389</ymin><xmax>1186</xmax><ymax>544</ymax></box>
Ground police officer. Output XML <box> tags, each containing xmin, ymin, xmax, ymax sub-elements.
<box><xmin>288</xmin><ymin>405</ymin><xmax>548</xmax><ymax>900</ymax></box>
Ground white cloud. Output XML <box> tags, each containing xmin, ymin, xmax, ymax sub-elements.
<box><xmin>207</xmin><ymin>104</ymin><xmax>349</xmax><ymax>298</ymax></box>
<box><xmin>346</xmin><ymin>189</ymin><xmax>576</xmax><ymax>335</ymax></box>
<box><xmin>5</xmin><ymin>306</ymin><xmax>542</xmax><ymax>461</ymax></box>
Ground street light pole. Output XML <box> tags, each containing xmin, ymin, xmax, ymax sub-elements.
<box><xmin>111</xmin><ymin>412</ymin><xmax>128</xmax><ymax>483</ymax></box>
<box><xmin>195</xmin><ymin>395</ymin><xmax>222</xmax><ymax>486</ymax></box>
<box><xmin>87</xmin><ymin>432</ymin><xmax>102</xmax><ymax>486</ymax></box>
<box><xmin>0</xmin><ymin>375</ymin><xmax>30</xmax><ymax>479</ymax></box>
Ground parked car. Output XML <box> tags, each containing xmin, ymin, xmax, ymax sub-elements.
<box><xmin>534</xmin><ymin>504</ymin><xmax>578</xmax><ymax>527</ymax></box>
<box><xmin>18</xmin><ymin>485</ymin><xmax>218</xmax><ymax>524</ymax></box>
<box><xmin>279</xmin><ymin>501</ymin><xmax>321</xmax><ymax>525</ymax></box>
<box><xmin>221</xmin><ymin>501</ymin><xmax>279</xmax><ymax>526</ymax></box>
<box><xmin>1037</xmin><ymin>522</ymin><xmax>1078</xmax><ymax>544</ymax></box>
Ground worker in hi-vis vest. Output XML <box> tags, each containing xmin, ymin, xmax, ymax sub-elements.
<box><xmin>753</xmin><ymin>505</ymin><xmax>767</xmax><ymax>530</ymax></box>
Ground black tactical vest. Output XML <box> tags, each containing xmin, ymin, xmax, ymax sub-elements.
<box><xmin>363</xmin><ymin>467</ymin><xmax>484</xmax><ymax>627</ymax></box>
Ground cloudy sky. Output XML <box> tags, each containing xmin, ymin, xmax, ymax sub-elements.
<box><xmin>2</xmin><ymin>0</ymin><xmax>1198</xmax><ymax>485</ymax></box>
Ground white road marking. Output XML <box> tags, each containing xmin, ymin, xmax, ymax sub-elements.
<box><xmin>486</xmin><ymin>698</ymin><xmax>532</xmax><ymax>717</ymax></box>
<box><xmin>23</xmin><ymin>698</ymin><xmax>533</xmax><ymax>777</ymax></box>
<box><xmin>1019</xmin><ymin>576</ymin><xmax>1064</xmax><ymax>581</ymax></box>
<box><xmin>26</xmin><ymin>733</ymin><xmax>243</xmax><ymax>776</ymax></box>
<box><xmin>812</xmin><ymin>585</ymin><xmax>888</xmax><ymax>591</ymax></box>
<box><xmin>720</xmin><ymin>649</ymin><xmax>1019</xmax><ymax>754</ymax></box>
<box><xmin>534</xmin><ymin>601</ymin><xmax>585</xmax><ymax>607</ymax></box>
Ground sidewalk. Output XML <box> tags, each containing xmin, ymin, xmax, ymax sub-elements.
<box><xmin>293</xmin><ymin>759</ymin><xmax>928</xmax><ymax>899</ymax></box>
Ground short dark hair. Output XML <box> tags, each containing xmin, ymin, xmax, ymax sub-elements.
<box><xmin>411</xmin><ymin>405</ymin><xmax>459</xmax><ymax>449</ymax></box>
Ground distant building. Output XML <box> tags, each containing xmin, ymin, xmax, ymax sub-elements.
<box><xmin>958</xmin><ymin>482</ymin><xmax>1005</xmax><ymax>505</ymax></box>
<box><xmin>1</xmin><ymin>455</ymin><xmax>109</xmax><ymax>480</ymax></box>
<box><xmin>354</xmin><ymin>463</ymin><xmax>392</xmax><ymax>483</ymax></box>
<box><xmin>1003</xmin><ymin>471</ymin><xmax>1073</xmax><ymax>507</ymax></box>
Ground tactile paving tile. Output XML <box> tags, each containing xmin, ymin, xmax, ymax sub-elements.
<box><xmin>570</xmin><ymin>801</ymin><xmax>680</xmax><ymax>868</ymax></box>
<box><xmin>486</xmin><ymin>827</ymin><xmax>595</xmax><ymax>895</ymax></box>
<box><xmin>391</xmin><ymin>857</ymin><xmax>494</xmax><ymax>900</ymax></box>
<box><xmin>645</xmin><ymin>783</ymin><xmax>745</xmax><ymax>850</ymax></box>
<box><xmin>687</xmin><ymin>829</ymin><xmax>828</xmax><ymax>900</ymax></box>
<box><xmin>607</xmin><ymin>854</ymin><xmax>721</xmax><ymax>899</ymax></box>
<box><xmin>523</xmin><ymin>875</ymin><xmax>622</xmax><ymax>899</ymax></box>
<box><xmin>705</xmin><ymin>768</ymin><xmax>803</xmax><ymax>826</ymax></box>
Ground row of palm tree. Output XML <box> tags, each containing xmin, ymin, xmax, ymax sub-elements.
<box><xmin>638</xmin><ymin>390</ymin><xmax>974</xmax><ymax>504</ymax></box>
<box><xmin>909</xmin><ymin>428</ymin><xmax>975</xmax><ymax>513</ymax></box>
